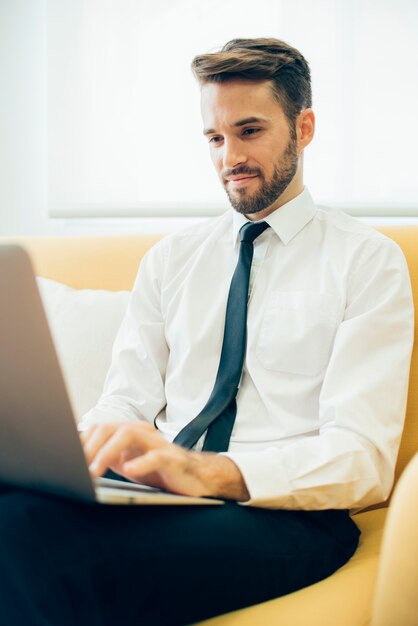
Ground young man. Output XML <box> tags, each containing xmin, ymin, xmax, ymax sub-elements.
<box><xmin>0</xmin><ymin>38</ymin><xmax>414</xmax><ymax>626</ymax></box>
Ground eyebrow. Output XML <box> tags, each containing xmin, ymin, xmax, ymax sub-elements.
<box><xmin>203</xmin><ymin>116</ymin><xmax>267</xmax><ymax>136</ymax></box>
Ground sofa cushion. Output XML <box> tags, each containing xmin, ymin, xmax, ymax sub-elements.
<box><xmin>37</xmin><ymin>277</ymin><xmax>129</xmax><ymax>420</ymax></box>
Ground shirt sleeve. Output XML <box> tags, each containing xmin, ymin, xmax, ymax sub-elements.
<box><xmin>78</xmin><ymin>242</ymin><xmax>168</xmax><ymax>430</ymax></box>
<box><xmin>224</xmin><ymin>237</ymin><xmax>414</xmax><ymax>510</ymax></box>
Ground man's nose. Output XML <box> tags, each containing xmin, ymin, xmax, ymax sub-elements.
<box><xmin>222</xmin><ymin>138</ymin><xmax>247</xmax><ymax>170</ymax></box>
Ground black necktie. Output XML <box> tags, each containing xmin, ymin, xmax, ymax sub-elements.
<box><xmin>173</xmin><ymin>221</ymin><xmax>270</xmax><ymax>452</ymax></box>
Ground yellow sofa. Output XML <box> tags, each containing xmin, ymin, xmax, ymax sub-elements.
<box><xmin>4</xmin><ymin>225</ymin><xmax>418</xmax><ymax>625</ymax></box>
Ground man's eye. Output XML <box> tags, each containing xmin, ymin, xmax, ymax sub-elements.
<box><xmin>242</xmin><ymin>127</ymin><xmax>260</xmax><ymax>136</ymax></box>
<box><xmin>209</xmin><ymin>136</ymin><xmax>222</xmax><ymax>144</ymax></box>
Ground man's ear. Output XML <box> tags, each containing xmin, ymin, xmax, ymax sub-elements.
<box><xmin>297</xmin><ymin>109</ymin><xmax>315</xmax><ymax>153</ymax></box>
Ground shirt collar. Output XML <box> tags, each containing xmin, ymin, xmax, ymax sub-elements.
<box><xmin>232</xmin><ymin>187</ymin><xmax>317</xmax><ymax>247</ymax></box>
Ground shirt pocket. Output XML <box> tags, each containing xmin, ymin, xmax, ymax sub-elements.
<box><xmin>256</xmin><ymin>291</ymin><xmax>339</xmax><ymax>376</ymax></box>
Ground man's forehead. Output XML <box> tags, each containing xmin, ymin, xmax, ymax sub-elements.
<box><xmin>200</xmin><ymin>80</ymin><xmax>282</xmax><ymax>128</ymax></box>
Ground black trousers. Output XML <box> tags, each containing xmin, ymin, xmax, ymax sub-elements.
<box><xmin>0</xmin><ymin>488</ymin><xmax>360</xmax><ymax>626</ymax></box>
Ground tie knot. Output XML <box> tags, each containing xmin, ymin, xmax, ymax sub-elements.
<box><xmin>239</xmin><ymin>221</ymin><xmax>270</xmax><ymax>244</ymax></box>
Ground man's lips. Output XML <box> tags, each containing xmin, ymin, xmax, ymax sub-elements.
<box><xmin>226</xmin><ymin>175</ymin><xmax>258</xmax><ymax>187</ymax></box>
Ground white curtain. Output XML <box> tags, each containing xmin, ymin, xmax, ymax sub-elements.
<box><xmin>47</xmin><ymin>0</ymin><xmax>418</xmax><ymax>217</ymax></box>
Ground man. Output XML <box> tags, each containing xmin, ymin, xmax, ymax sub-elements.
<box><xmin>0</xmin><ymin>38</ymin><xmax>414</xmax><ymax>626</ymax></box>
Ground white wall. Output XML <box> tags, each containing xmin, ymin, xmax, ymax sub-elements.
<box><xmin>0</xmin><ymin>0</ymin><xmax>49</xmax><ymax>235</ymax></box>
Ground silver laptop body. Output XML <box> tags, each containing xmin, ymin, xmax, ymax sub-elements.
<box><xmin>0</xmin><ymin>245</ymin><xmax>222</xmax><ymax>506</ymax></box>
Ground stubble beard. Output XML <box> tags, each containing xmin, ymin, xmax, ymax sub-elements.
<box><xmin>224</xmin><ymin>138</ymin><xmax>299</xmax><ymax>216</ymax></box>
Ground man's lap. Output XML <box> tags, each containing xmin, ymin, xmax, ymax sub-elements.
<box><xmin>0</xmin><ymin>488</ymin><xmax>360</xmax><ymax>626</ymax></box>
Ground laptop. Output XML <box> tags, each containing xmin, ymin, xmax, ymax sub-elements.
<box><xmin>0</xmin><ymin>245</ymin><xmax>223</xmax><ymax>506</ymax></box>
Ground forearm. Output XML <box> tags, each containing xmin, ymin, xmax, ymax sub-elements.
<box><xmin>225</xmin><ymin>431</ymin><xmax>389</xmax><ymax>509</ymax></box>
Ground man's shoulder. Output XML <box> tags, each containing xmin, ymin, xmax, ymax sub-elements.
<box><xmin>313</xmin><ymin>204</ymin><xmax>407</xmax><ymax>269</ymax></box>
<box><xmin>315</xmin><ymin>204</ymin><xmax>400</xmax><ymax>249</ymax></box>
<box><xmin>315</xmin><ymin>204</ymin><xmax>382</xmax><ymax>238</ymax></box>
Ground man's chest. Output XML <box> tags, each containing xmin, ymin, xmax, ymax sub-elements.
<box><xmin>161</xmin><ymin>239</ymin><xmax>348</xmax><ymax>378</ymax></box>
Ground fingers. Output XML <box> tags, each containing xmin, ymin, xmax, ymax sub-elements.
<box><xmin>81</xmin><ymin>421</ymin><xmax>165</xmax><ymax>478</ymax></box>
<box><xmin>122</xmin><ymin>448</ymin><xmax>170</xmax><ymax>477</ymax></box>
<box><xmin>81</xmin><ymin>423</ymin><xmax>117</xmax><ymax>467</ymax></box>
<box><xmin>122</xmin><ymin>446</ymin><xmax>200</xmax><ymax>495</ymax></box>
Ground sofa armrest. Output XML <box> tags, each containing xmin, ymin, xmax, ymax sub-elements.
<box><xmin>371</xmin><ymin>453</ymin><xmax>418</xmax><ymax>626</ymax></box>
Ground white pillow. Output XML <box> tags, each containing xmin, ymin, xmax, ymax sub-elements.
<box><xmin>37</xmin><ymin>277</ymin><xmax>130</xmax><ymax>421</ymax></box>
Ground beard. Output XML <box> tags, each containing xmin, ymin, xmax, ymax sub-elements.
<box><xmin>223</xmin><ymin>137</ymin><xmax>298</xmax><ymax>216</ymax></box>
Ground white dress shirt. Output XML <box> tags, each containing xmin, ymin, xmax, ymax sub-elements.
<box><xmin>81</xmin><ymin>188</ymin><xmax>414</xmax><ymax>510</ymax></box>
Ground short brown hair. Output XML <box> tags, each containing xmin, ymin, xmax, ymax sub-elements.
<box><xmin>192</xmin><ymin>38</ymin><xmax>312</xmax><ymax>129</ymax></box>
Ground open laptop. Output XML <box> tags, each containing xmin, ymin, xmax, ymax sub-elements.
<box><xmin>0</xmin><ymin>245</ymin><xmax>223</xmax><ymax>506</ymax></box>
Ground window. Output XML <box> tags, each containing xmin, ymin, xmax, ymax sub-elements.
<box><xmin>47</xmin><ymin>0</ymin><xmax>418</xmax><ymax>218</ymax></box>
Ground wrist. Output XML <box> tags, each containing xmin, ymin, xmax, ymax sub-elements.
<box><xmin>192</xmin><ymin>451</ymin><xmax>250</xmax><ymax>501</ymax></box>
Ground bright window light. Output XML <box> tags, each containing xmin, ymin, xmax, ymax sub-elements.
<box><xmin>47</xmin><ymin>0</ymin><xmax>418</xmax><ymax>217</ymax></box>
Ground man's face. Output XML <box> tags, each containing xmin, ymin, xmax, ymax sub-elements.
<box><xmin>201</xmin><ymin>79</ymin><xmax>300</xmax><ymax>218</ymax></box>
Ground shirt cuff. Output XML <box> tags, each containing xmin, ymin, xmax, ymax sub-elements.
<box><xmin>221</xmin><ymin>448</ymin><xmax>291</xmax><ymax>507</ymax></box>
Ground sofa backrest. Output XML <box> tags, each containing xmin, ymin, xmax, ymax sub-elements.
<box><xmin>3</xmin><ymin>235</ymin><xmax>162</xmax><ymax>291</ymax></box>
<box><xmin>3</xmin><ymin>227</ymin><xmax>418</xmax><ymax>488</ymax></box>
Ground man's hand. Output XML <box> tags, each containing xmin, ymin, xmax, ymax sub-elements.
<box><xmin>80</xmin><ymin>421</ymin><xmax>250</xmax><ymax>501</ymax></box>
